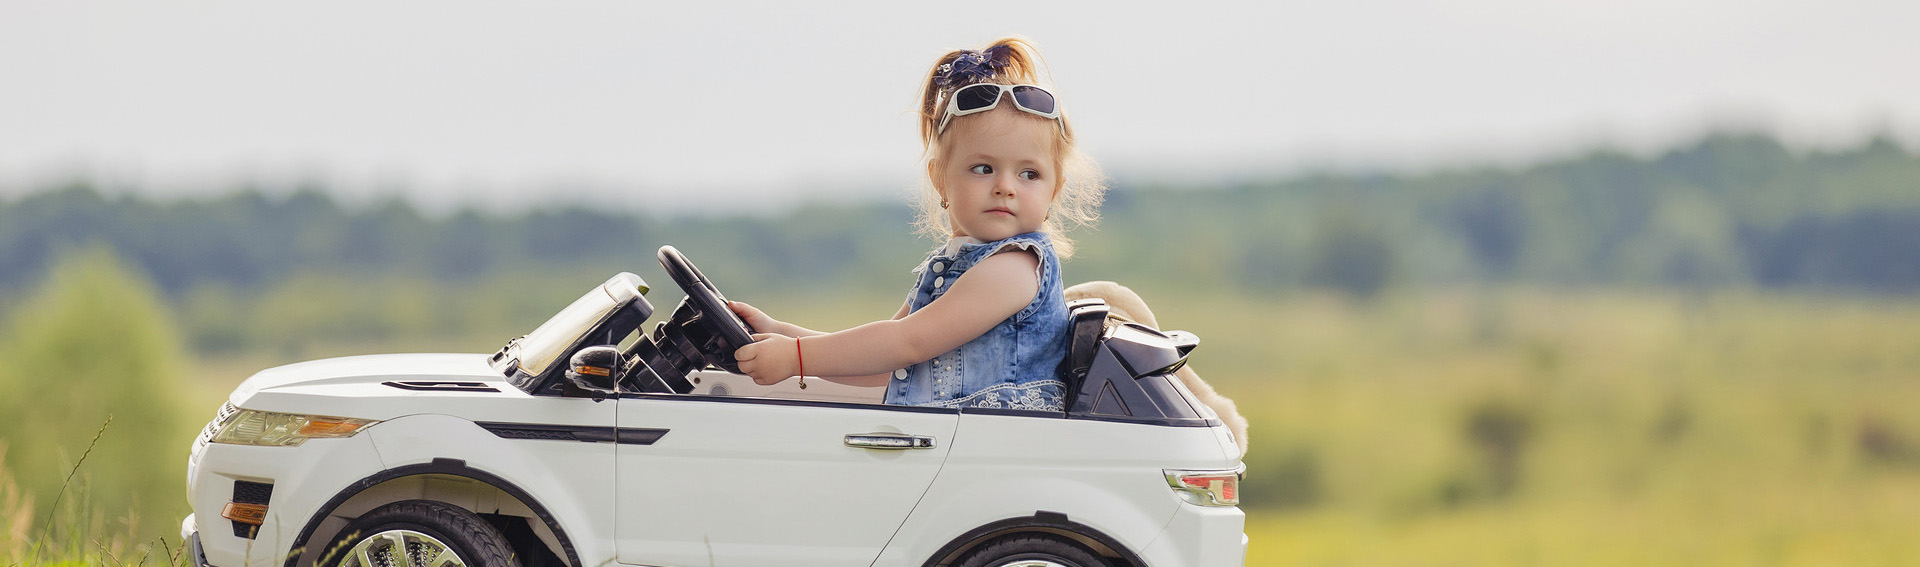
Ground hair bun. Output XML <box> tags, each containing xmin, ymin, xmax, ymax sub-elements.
<box><xmin>982</xmin><ymin>44</ymin><xmax>1014</xmax><ymax>68</ymax></box>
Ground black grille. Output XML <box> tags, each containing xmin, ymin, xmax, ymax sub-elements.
<box><xmin>231</xmin><ymin>480</ymin><xmax>272</xmax><ymax>539</ymax></box>
<box><xmin>232</xmin><ymin>480</ymin><xmax>273</xmax><ymax>504</ymax></box>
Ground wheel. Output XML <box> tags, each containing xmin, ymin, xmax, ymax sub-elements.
<box><xmin>319</xmin><ymin>500</ymin><xmax>516</xmax><ymax>567</ymax></box>
<box><xmin>955</xmin><ymin>534</ymin><xmax>1107</xmax><ymax>567</ymax></box>
<box><xmin>657</xmin><ymin>245</ymin><xmax>756</xmax><ymax>372</ymax></box>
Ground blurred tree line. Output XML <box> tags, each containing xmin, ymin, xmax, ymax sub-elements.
<box><xmin>0</xmin><ymin>132</ymin><xmax>1915</xmax><ymax>353</ymax></box>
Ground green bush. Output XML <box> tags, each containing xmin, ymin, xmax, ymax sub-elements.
<box><xmin>0</xmin><ymin>246</ymin><xmax>190</xmax><ymax>549</ymax></box>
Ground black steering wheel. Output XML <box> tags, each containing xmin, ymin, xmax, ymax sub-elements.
<box><xmin>657</xmin><ymin>245</ymin><xmax>756</xmax><ymax>365</ymax></box>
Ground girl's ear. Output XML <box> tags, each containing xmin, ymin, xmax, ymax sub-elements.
<box><xmin>926</xmin><ymin>158</ymin><xmax>945</xmax><ymax>196</ymax></box>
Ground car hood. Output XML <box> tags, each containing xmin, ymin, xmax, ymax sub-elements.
<box><xmin>228</xmin><ymin>353</ymin><xmax>526</xmax><ymax>420</ymax></box>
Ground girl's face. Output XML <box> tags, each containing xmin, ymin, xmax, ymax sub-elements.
<box><xmin>931</xmin><ymin>106</ymin><xmax>1061</xmax><ymax>242</ymax></box>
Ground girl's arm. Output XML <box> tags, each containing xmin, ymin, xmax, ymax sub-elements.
<box><xmin>806</xmin><ymin>298</ymin><xmax>916</xmax><ymax>387</ymax></box>
<box><xmin>735</xmin><ymin>250</ymin><xmax>1040</xmax><ymax>385</ymax></box>
<box><xmin>728</xmin><ymin>301</ymin><xmax>820</xmax><ymax>338</ymax></box>
<box><xmin>728</xmin><ymin>297</ymin><xmax>913</xmax><ymax>338</ymax></box>
<box><xmin>727</xmin><ymin>297</ymin><xmax>915</xmax><ymax>387</ymax></box>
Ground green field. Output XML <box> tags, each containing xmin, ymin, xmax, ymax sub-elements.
<box><xmin>6</xmin><ymin>281</ymin><xmax>1920</xmax><ymax>566</ymax></box>
<box><xmin>1210</xmin><ymin>290</ymin><xmax>1920</xmax><ymax>566</ymax></box>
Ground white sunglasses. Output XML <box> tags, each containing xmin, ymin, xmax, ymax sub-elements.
<box><xmin>937</xmin><ymin>83</ymin><xmax>1064</xmax><ymax>135</ymax></box>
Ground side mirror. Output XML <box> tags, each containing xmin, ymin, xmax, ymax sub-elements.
<box><xmin>565</xmin><ymin>346</ymin><xmax>624</xmax><ymax>399</ymax></box>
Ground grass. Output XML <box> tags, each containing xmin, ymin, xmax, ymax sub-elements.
<box><xmin>2</xmin><ymin>419</ymin><xmax>186</xmax><ymax>567</ymax></box>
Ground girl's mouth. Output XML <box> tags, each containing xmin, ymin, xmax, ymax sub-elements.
<box><xmin>987</xmin><ymin>207</ymin><xmax>1014</xmax><ymax>216</ymax></box>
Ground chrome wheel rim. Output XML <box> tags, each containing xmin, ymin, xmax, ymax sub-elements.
<box><xmin>342</xmin><ymin>529</ymin><xmax>465</xmax><ymax>567</ymax></box>
<box><xmin>996</xmin><ymin>561</ymin><xmax>1070</xmax><ymax>567</ymax></box>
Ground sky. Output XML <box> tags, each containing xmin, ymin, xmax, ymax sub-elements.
<box><xmin>2</xmin><ymin>0</ymin><xmax>1916</xmax><ymax>213</ymax></box>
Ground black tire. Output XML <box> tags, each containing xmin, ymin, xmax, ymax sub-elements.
<box><xmin>317</xmin><ymin>500</ymin><xmax>517</xmax><ymax>567</ymax></box>
<box><xmin>955</xmin><ymin>534</ymin><xmax>1107</xmax><ymax>567</ymax></box>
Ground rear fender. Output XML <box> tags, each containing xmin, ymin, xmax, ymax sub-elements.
<box><xmin>918</xmin><ymin>511</ymin><xmax>1148</xmax><ymax>567</ymax></box>
<box><xmin>875</xmin><ymin>412</ymin><xmax>1235</xmax><ymax>566</ymax></box>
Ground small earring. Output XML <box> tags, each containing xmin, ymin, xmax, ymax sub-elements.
<box><xmin>940</xmin><ymin>199</ymin><xmax>949</xmax><ymax>209</ymax></box>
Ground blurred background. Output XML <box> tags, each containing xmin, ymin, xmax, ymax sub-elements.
<box><xmin>3</xmin><ymin>1</ymin><xmax>1919</xmax><ymax>565</ymax></box>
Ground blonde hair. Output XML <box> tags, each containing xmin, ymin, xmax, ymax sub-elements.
<box><xmin>913</xmin><ymin>37</ymin><xmax>1106</xmax><ymax>258</ymax></box>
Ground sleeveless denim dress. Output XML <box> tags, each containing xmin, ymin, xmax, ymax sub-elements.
<box><xmin>884</xmin><ymin>232</ymin><xmax>1070</xmax><ymax>411</ymax></box>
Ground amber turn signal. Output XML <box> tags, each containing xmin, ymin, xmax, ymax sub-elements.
<box><xmin>222</xmin><ymin>502</ymin><xmax>268</xmax><ymax>525</ymax></box>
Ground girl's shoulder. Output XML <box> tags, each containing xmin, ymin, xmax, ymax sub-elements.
<box><xmin>957</xmin><ymin>233</ymin><xmax>1057</xmax><ymax>306</ymax></box>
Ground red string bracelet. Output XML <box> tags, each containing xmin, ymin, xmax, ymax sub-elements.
<box><xmin>795</xmin><ymin>337</ymin><xmax>805</xmax><ymax>378</ymax></box>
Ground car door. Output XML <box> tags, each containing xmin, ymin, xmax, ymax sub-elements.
<box><xmin>613</xmin><ymin>393</ymin><xmax>959</xmax><ymax>566</ymax></box>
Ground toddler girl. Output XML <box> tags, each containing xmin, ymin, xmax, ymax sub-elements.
<box><xmin>732</xmin><ymin>37</ymin><xmax>1105</xmax><ymax>411</ymax></box>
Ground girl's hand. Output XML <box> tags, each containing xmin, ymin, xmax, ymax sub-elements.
<box><xmin>729</xmin><ymin>301</ymin><xmax>787</xmax><ymax>337</ymax></box>
<box><xmin>734</xmin><ymin>333</ymin><xmax>798</xmax><ymax>385</ymax></box>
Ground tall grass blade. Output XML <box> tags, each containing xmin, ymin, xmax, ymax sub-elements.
<box><xmin>26</xmin><ymin>414</ymin><xmax>112</xmax><ymax>566</ymax></box>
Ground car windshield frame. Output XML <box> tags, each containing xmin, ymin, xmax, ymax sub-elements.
<box><xmin>514</xmin><ymin>285</ymin><xmax>622</xmax><ymax>377</ymax></box>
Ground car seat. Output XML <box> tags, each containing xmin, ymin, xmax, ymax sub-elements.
<box><xmin>1058</xmin><ymin>298</ymin><xmax>1210</xmax><ymax>424</ymax></box>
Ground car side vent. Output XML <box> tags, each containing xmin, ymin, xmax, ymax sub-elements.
<box><xmin>382</xmin><ymin>381</ymin><xmax>500</xmax><ymax>393</ymax></box>
<box><xmin>482</xmin><ymin>425</ymin><xmax>578</xmax><ymax>441</ymax></box>
<box><xmin>477</xmin><ymin>422</ymin><xmax>670</xmax><ymax>445</ymax></box>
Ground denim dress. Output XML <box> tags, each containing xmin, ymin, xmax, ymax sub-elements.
<box><xmin>885</xmin><ymin>232</ymin><xmax>1070</xmax><ymax>411</ymax></box>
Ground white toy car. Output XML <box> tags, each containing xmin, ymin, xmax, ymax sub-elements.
<box><xmin>182</xmin><ymin>246</ymin><xmax>1246</xmax><ymax>567</ymax></box>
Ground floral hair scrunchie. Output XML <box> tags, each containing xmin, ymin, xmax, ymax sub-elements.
<box><xmin>935</xmin><ymin>44</ymin><xmax>1014</xmax><ymax>89</ymax></box>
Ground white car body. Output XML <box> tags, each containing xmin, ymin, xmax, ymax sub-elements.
<box><xmin>182</xmin><ymin>270</ymin><xmax>1246</xmax><ymax>567</ymax></box>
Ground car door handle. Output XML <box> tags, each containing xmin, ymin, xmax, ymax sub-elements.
<box><xmin>844</xmin><ymin>433</ymin><xmax>936</xmax><ymax>450</ymax></box>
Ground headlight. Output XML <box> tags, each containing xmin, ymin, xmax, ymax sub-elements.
<box><xmin>210</xmin><ymin>408</ymin><xmax>377</xmax><ymax>447</ymax></box>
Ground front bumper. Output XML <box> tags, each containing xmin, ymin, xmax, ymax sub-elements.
<box><xmin>182</xmin><ymin>515</ymin><xmax>212</xmax><ymax>567</ymax></box>
<box><xmin>186</xmin><ymin>433</ymin><xmax>386</xmax><ymax>567</ymax></box>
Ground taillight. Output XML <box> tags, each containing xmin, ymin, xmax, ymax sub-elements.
<box><xmin>1164</xmin><ymin>467</ymin><xmax>1242</xmax><ymax>506</ymax></box>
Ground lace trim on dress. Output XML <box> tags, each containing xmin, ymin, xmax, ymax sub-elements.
<box><xmin>920</xmin><ymin>379</ymin><xmax>1067</xmax><ymax>411</ymax></box>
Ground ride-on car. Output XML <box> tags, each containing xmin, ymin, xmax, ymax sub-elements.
<box><xmin>182</xmin><ymin>246</ymin><xmax>1246</xmax><ymax>567</ymax></box>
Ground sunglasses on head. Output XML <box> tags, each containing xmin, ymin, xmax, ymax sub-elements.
<box><xmin>937</xmin><ymin>83</ymin><xmax>1063</xmax><ymax>135</ymax></box>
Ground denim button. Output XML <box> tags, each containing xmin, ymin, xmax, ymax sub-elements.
<box><xmin>932</xmin><ymin>261</ymin><xmax>947</xmax><ymax>272</ymax></box>
<box><xmin>893</xmin><ymin>368</ymin><xmax>908</xmax><ymax>381</ymax></box>
<box><xmin>934</xmin><ymin>276</ymin><xmax>945</xmax><ymax>288</ymax></box>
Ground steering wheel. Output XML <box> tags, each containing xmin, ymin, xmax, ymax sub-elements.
<box><xmin>657</xmin><ymin>245</ymin><xmax>756</xmax><ymax>367</ymax></box>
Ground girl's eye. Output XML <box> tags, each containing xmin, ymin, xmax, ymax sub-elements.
<box><xmin>1019</xmin><ymin>170</ymin><xmax>1041</xmax><ymax>181</ymax></box>
<box><xmin>969</xmin><ymin>164</ymin><xmax>993</xmax><ymax>175</ymax></box>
